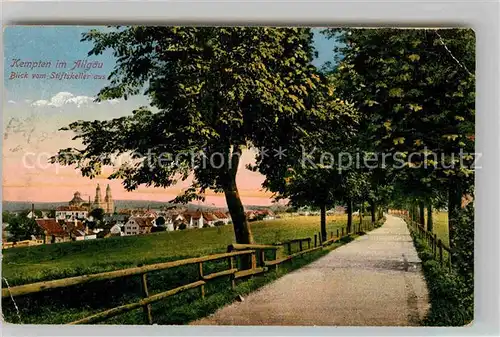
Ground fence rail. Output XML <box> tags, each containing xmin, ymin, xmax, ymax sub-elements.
<box><xmin>2</xmin><ymin>217</ymin><xmax>383</xmax><ymax>325</ymax></box>
<box><xmin>403</xmin><ymin>216</ymin><xmax>452</xmax><ymax>271</ymax></box>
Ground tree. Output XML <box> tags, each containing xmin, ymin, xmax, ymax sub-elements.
<box><xmin>2</xmin><ymin>211</ymin><xmax>13</xmax><ymax>224</ymax></box>
<box><xmin>89</xmin><ymin>208</ymin><xmax>105</xmax><ymax>223</ymax></box>
<box><xmin>326</xmin><ymin>28</ymin><xmax>475</xmax><ymax>261</ymax></box>
<box><xmin>52</xmin><ymin>27</ymin><xmax>327</xmax><ymax>248</ymax></box>
<box><xmin>6</xmin><ymin>214</ymin><xmax>43</xmax><ymax>242</ymax></box>
<box><xmin>155</xmin><ymin>216</ymin><xmax>166</xmax><ymax>227</ymax></box>
<box><xmin>262</xmin><ymin>77</ymin><xmax>359</xmax><ymax>241</ymax></box>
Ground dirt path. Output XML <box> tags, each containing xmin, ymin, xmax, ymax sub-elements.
<box><xmin>191</xmin><ymin>215</ymin><xmax>429</xmax><ymax>326</ymax></box>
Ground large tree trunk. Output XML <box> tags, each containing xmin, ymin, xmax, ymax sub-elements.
<box><xmin>419</xmin><ymin>201</ymin><xmax>425</xmax><ymax>227</ymax></box>
<box><xmin>448</xmin><ymin>178</ymin><xmax>462</xmax><ymax>264</ymax></box>
<box><xmin>347</xmin><ymin>198</ymin><xmax>353</xmax><ymax>233</ymax></box>
<box><xmin>224</xmin><ymin>146</ymin><xmax>253</xmax><ymax>245</ymax></box>
<box><xmin>224</xmin><ymin>185</ymin><xmax>253</xmax><ymax>244</ymax></box>
<box><xmin>427</xmin><ymin>203</ymin><xmax>433</xmax><ymax>232</ymax></box>
<box><xmin>223</xmin><ymin>146</ymin><xmax>253</xmax><ymax>270</ymax></box>
<box><xmin>370</xmin><ymin>199</ymin><xmax>376</xmax><ymax>223</ymax></box>
<box><xmin>320</xmin><ymin>203</ymin><xmax>327</xmax><ymax>242</ymax></box>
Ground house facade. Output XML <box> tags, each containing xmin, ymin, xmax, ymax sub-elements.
<box><xmin>55</xmin><ymin>206</ymin><xmax>88</xmax><ymax>221</ymax></box>
<box><xmin>124</xmin><ymin>217</ymin><xmax>153</xmax><ymax>236</ymax></box>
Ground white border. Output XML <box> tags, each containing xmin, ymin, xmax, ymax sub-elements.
<box><xmin>1</xmin><ymin>1</ymin><xmax>499</xmax><ymax>336</ymax></box>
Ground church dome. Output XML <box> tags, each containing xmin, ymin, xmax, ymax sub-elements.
<box><xmin>69</xmin><ymin>191</ymin><xmax>85</xmax><ymax>206</ymax></box>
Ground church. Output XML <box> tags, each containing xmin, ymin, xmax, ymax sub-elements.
<box><xmin>66</xmin><ymin>184</ymin><xmax>115</xmax><ymax>214</ymax></box>
<box><xmin>93</xmin><ymin>184</ymin><xmax>115</xmax><ymax>214</ymax></box>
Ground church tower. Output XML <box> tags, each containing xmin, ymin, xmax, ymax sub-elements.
<box><xmin>94</xmin><ymin>184</ymin><xmax>104</xmax><ymax>210</ymax></box>
<box><xmin>105</xmin><ymin>184</ymin><xmax>114</xmax><ymax>214</ymax></box>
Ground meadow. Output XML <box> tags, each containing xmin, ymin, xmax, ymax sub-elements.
<box><xmin>424</xmin><ymin>211</ymin><xmax>449</xmax><ymax>245</ymax></box>
<box><xmin>2</xmin><ymin>214</ymin><xmax>374</xmax><ymax>324</ymax></box>
<box><xmin>2</xmin><ymin>215</ymin><xmax>352</xmax><ymax>286</ymax></box>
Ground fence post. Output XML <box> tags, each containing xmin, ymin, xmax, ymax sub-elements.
<box><xmin>140</xmin><ymin>273</ymin><xmax>153</xmax><ymax>324</ymax></box>
<box><xmin>336</xmin><ymin>229</ymin><xmax>339</xmax><ymax>239</ymax></box>
<box><xmin>228</xmin><ymin>256</ymin><xmax>236</xmax><ymax>290</ymax></box>
<box><xmin>330</xmin><ymin>232</ymin><xmax>333</xmax><ymax>239</ymax></box>
<box><xmin>438</xmin><ymin>240</ymin><xmax>443</xmax><ymax>267</ymax></box>
<box><xmin>299</xmin><ymin>240</ymin><xmax>303</xmax><ymax>251</ymax></box>
<box><xmin>259</xmin><ymin>249</ymin><xmax>265</xmax><ymax>267</ymax></box>
<box><xmin>251</xmin><ymin>251</ymin><xmax>257</xmax><ymax>269</ymax></box>
<box><xmin>308</xmin><ymin>238</ymin><xmax>311</xmax><ymax>249</ymax></box>
<box><xmin>287</xmin><ymin>242</ymin><xmax>292</xmax><ymax>255</ymax></box>
<box><xmin>314</xmin><ymin>234</ymin><xmax>317</xmax><ymax>247</ymax></box>
<box><xmin>341</xmin><ymin>227</ymin><xmax>344</xmax><ymax>237</ymax></box>
<box><xmin>198</xmin><ymin>262</ymin><xmax>205</xmax><ymax>299</ymax></box>
<box><xmin>433</xmin><ymin>234</ymin><xmax>437</xmax><ymax>258</ymax></box>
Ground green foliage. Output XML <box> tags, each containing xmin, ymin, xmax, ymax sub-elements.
<box><xmin>3</xmin><ymin>213</ymin><xmax>43</xmax><ymax>242</ymax></box>
<box><xmin>155</xmin><ymin>216</ymin><xmax>166</xmax><ymax>227</ymax></box>
<box><xmin>2</xmin><ymin>210</ymin><xmax>13</xmax><ymax>224</ymax></box>
<box><xmin>51</xmin><ymin>26</ymin><xmax>341</xmax><ymax>245</ymax></box>
<box><xmin>412</xmin><ymin>235</ymin><xmax>473</xmax><ymax>326</ymax></box>
<box><xmin>327</xmin><ymin>27</ymin><xmax>475</xmax><ymax>201</ymax></box>
<box><xmin>89</xmin><ymin>208</ymin><xmax>105</xmax><ymax>222</ymax></box>
<box><xmin>451</xmin><ymin>200</ymin><xmax>474</xmax><ymax>288</ymax></box>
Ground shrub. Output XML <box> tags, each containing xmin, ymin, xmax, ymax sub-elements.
<box><xmin>411</xmin><ymin>234</ymin><xmax>473</xmax><ymax>326</ymax></box>
<box><xmin>214</xmin><ymin>221</ymin><xmax>225</xmax><ymax>227</ymax></box>
<box><xmin>178</xmin><ymin>223</ymin><xmax>187</xmax><ymax>230</ymax></box>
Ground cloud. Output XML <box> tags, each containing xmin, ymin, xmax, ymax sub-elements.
<box><xmin>8</xmin><ymin>100</ymin><xmax>16</xmax><ymax>104</ymax></box>
<box><xmin>31</xmin><ymin>91</ymin><xmax>120</xmax><ymax>108</ymax></box>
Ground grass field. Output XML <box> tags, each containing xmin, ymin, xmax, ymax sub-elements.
<box><xmin>2</xmin><ymin>215</ymin><xmax>353</xmax><ymax>286</ymax></box>
<box><xmin>424</xmin><ymin>211</ymin><xmax>449</xmax><ymax>245</ymax></box>
<box><xmin>1</xmin><ymin>214</ymin><xmax>377</xmax><ymax>325</ymax></box>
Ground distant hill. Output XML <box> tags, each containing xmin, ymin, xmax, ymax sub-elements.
<box><xmin>2</xmin><ymin>200</ymin><xmax>273</xmax><ymax>213</ymax></box>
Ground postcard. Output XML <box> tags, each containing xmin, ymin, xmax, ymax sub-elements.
<box><xmin>2</xmin><ymin>26</ymin><xmax>474</xmax><ymax>326</ymax></box>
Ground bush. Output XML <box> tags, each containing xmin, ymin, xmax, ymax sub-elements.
<box><xmin>411</xmin><ymin>234</ymin><xmax>473</xmax><ymax>326</ymax></box>
<box><xmin>214</xmin><ymin>221</ymin><xmax>225</xmax><ymax>227</ymax></box>
<box><xmin>202</xmin><ymin>223</ymin><xmax>210</xmax><ymax>228</ymax></box>
<box><xmin>178</xmin><ymin>223</ymin><xmax>187</xmax><ymax>230</ymax></box>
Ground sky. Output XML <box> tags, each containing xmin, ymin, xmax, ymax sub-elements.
<box><xmin>3</xmin><ymin>26</ymin><xmax>338</xmax><ymax>206</ymax></box>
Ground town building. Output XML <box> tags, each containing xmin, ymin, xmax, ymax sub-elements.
<box><xmin>55</xmin><ymin>206</ymin><xmax>89</xmax><ymax>221</ymax></box>
<box><xmin>213</xmin><ymin>211</ymin><xmax>231</xmax><ymax>224</ymax></box>
<box><xmin>35</xmin><ymin>219</ymin><xmax>70</xmax><ymax>244</ymax></box>
<box><xmin>124</xmin><ymin>217</ymin><xmax>153</xmax><ymax>236</ymax></box>
<box><xmin>69</xmin><ymin>191</ymin><xmax>86</xmax><ymax>207</ymax></box>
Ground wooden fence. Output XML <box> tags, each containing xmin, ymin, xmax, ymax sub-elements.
<box><xmin>2</xmin><ymin>218</ymin><xmax>380</xmax><ymax>325</ymax></box>
<box><xmin>404</xmin><ymin>217</ymin><xmax>452</xmax><ymax>271</ymax></box>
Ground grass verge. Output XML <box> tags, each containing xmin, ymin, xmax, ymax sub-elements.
<box><xmin>410</xmin><ymin>232</ymin><xmax>473</xmax><ymax>326</ymax></box>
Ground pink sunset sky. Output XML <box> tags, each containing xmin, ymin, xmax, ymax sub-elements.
<box><xmin>2</xmin><ymin>93</ymin><xmax>277</xmax><ymax>207</ymax></box>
